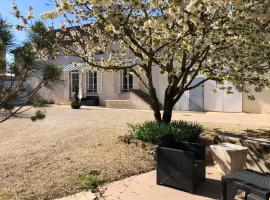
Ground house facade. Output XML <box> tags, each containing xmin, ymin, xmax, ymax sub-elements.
<box><xmin>30</xmin><ymin>54</ymin><xmax>270</xmax><ymax>114</ymax></box>
<box><xmin>29</xmin><ymin>55</ymin><xmax>151</xmax><ymax>109</ymax></box>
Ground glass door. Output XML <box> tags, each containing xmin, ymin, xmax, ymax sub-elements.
<box><xmin>71</xmin><ymin>72</ymin><xmax>79</xmax><ymax>98</ymax></box>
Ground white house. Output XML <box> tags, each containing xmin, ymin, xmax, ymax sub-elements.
<box><xmin>27</xmin><ymin>53</ymin><xmax>270</xmax><ymax>114</ymax></box>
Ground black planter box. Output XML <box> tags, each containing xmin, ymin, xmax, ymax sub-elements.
<box><xmin>81</xmin><ymin>96</ymin><xmax>99</xmax><ymax>106</ymax></box>
<box><xmin>156</xmin><ymin>134</ymin><xmax>206</xmax><ymax>193</ymax></box>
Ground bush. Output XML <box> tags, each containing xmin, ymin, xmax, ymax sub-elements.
<box><xmin>71</xmin><ymin>101</ymin><xmax>81</xmax><ymax>109</ymax></box>
<box><xmin>33</xmin><ymin>97</ymin><xmax>48</xmax><ymax>107</ymax></box>
<box><xmin>129</xmin><ymin>120</ymin><xmax>203</xmax><ymax>144</ymax></box>
<box><xmin>71</xmin><ymin>88</ymin><xmax>81</xmax><ymax>109</ymax></box>
<box><xmin>31</xmin><ymin>110</ymin><xmax>46</xmax><ymax>121</ymax></box>
<box><xmin>76</xmin><ymin>170</ymin><xmax>104</xmax><ymax>191</ymax></box>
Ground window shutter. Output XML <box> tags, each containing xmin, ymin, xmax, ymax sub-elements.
<box><xmin>97</xmin><ymin>71</ymin><xmax>102</xmax><ymax>93</ymax></box>
<box><xmin>114</xmin><ymin>71</ymin><xmax>121</xmax><ymax>94</ymax></box>
<box><xmin>64</xmin><ymin>72</ymin><xmax>70</xmax><ymax>99</ymax></box>
<box><xmin>133</xmin><ymin>74</ymin><xmax>139</xmax><ymax>90</ymax></box>
<box><xmin>78</xmin><ymin>72</ymin><xmax>83</xmax><ymax>99</ymax></box>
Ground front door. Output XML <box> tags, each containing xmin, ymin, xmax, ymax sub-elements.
<box><xmin>70</xmin><ymin>72</ymin><xmax>79</xmax><ymax>98</ymax></box>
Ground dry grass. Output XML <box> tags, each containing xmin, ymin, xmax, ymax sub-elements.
<box><xmin>0</xmin><ymin>106</ymin><xmax>269</xmax><ymax>200</ymax></box>
<box><xmin>0</xmin><ymin>106</ymin><xmax>155</xmax><ymax>200</ymax></box>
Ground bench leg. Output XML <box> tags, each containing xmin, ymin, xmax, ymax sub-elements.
<box><xmin>222</xmin><ymin>181</ymin><xmax>238</xmax><ymax>200</ymax></box>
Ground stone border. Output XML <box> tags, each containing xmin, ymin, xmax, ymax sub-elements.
<box><xmin>119</xmin><ymin>135</ymin><xmax>157</xmax><ymax>157</ymax></box>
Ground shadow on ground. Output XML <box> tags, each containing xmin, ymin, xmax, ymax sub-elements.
<box><xmin>196</xmin><ymin>178</ymin><xmax>221</xmax><ymax>199</ymax></box>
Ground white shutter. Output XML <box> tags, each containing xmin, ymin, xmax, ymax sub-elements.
<box><xmin>133</xmin><ymin>74</ymin><xmax>139</xmax><ymax>89</ymax></box>
<box><xmin>97</xmin><ymin>71</ymin><xmax>102</xmax><ymax>93</ymax></box>
<box><xmin>114</xmin><ymin>71</ymin><xmax>121</xmax><ymax>94</ymax></box>
<box><xmin>78</xmin><ymin>72</ymin><xmax>83</xmax><ymax>99</ymax></box>
<box><xmin>64</xmin><ymin>72</ymin><xmax>70</xmax><ymax>99</ymax></box>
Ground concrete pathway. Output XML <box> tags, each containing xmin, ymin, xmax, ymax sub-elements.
<box><xmin>58</xmin><ymin>166</ymin><xmax>244</xmax><ymax>200</ymax></box>
<box><xmin>103</xmin><ymin>166</ymin><xmax>229</xmax><ymax>200</ymax></box>
<box><xmin>78</xmin><ymin>106</ymin><xmax>270</xmax><ymax>127</ymax></box>
<box><xmin>173</xmin><ymin>111</ymin><xmax>270</xmax><ymax>127</ymax></box>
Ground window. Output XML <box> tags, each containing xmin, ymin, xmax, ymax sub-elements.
<box><xmin>88</xmin><ymin>71</ymin><xmax>97</xmax><ymax>93</ymax></box>
<box><xmin>122</xmin><ymin>69</ymin><xmax>133</xmax><ymax>92</ymax></box>
<box><xmin>71</xmin><ymin>72</ymin><xmax>79</xmax><ymax>93</ymax></box>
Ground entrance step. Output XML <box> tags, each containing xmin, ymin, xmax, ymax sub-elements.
<box><xmin>105</xmin><ymin>100</ymin><xmax>134</xmax><ymax>109</ymax></box>
<box><xmin>105</xmin><ymin>90</ymin><xmax>152</xmax><ymax>110</ymax></box>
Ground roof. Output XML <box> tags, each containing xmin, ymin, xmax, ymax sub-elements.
<box><xmin>62</xmin><ymin>63</ymin><xmax>91</xmax><ymax>72</ymax></box>
<box><xmin>0</xmin><ymin>74</ymin><xmax>17</xmax><ymax>81</ymax></box>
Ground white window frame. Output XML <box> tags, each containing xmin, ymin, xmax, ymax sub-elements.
<box><xmin>88</xmin><ymin>71</ymin><xmax>98</xmax><ymax>93</ymax></box>
<box><xmin>121</xmin><ymin>69</ymin><xmax>134</xmax><ymax>92</ymax></box>
<box><xmin>71</xmin><ymin>71</ymin><xmax>79</xmax><ymax>93</ymax></box>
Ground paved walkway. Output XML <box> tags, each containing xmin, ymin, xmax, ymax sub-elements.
<box><xmin>173</xmin><ymin>111</ymin><xmax>270</xmax><ymax>127</ymax></box>
<box><xmin>58</xmin><ymin>166</ymin><xmax>245</xmax><ymax>200</ymax></box>
<box><xmin>79</xmin><ymin>106</ymin><xmax>270</xmax><ymax>127</ymax></box>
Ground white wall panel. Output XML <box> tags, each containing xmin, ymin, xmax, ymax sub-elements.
<box><xmin>204</xmin><ymin>80</ymin><xmax>223</xmax><ymax>112</ymax></box>
<box><xmin>204</xmin><ymin>80</ymin><xmax>242</xmax><ymax>112</ymax></box>
<box><xmin>222</xmin><ymin>82</ymin><xmax>242</xmax><ymax>112</ymax></box>
<box><xmin>177</xmin><ymin>91</ymin><xmax>189</xmax><ymax>111</ymax></box>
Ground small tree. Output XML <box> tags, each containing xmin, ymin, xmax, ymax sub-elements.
<box><xmin>14</xmin><ymin>1</ymin><xmax>270</xmax><ymax>123</ymax></box>
<box><xmin>71</xmin><ymin>87</ymin><xmax>82</xmax><ymax>109</ymax></box>
<box><xmin>0</xmin><ymin>18</ymin><xmax>62</xmax><ymax>123</ymax></box>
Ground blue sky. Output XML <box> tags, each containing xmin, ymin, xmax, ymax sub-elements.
<box><xmin>0</xmin><ymin>0</ymin><xmax>61</xmax><ymax>45</ymax></box>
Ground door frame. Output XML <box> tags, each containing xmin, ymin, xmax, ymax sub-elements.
<box><xmin>70</xmin><ymin>71</ymin><xmax>79</xmax><ymax>99</ymax></box>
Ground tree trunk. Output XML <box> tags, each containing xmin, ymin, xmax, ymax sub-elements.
<box><xmin>162</xmin><ymin>94</ymin><xmax>174</xmax><ymax>124</ymax></box>
<box><xmin>149</xmin><ymin>87</ymin><xmax>162</xmax><ymax>123</ymax></box>
<box><xmin>153</xmin><ymin>105</ymin><xmax>162</xmax><ymax>123</ymax></box>
<box><xmin>144</xmin><ymin>62</ymin><xmax>162</xmax><ymax>123</ymax></box>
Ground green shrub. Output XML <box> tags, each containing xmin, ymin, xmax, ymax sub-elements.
<box><xmin>76</xmin><ymin>170</ymin><xmax>104</xmax><ymax>190</ymax></box>
<box><xmin>71</xmin><ymin>101</ymin><xmax>81</xmax><ymax>109</ymax></box>
<box><xmin>129</xmin><ymin>120</ymin><xmax>203</xmax><ymax>144</ymax></box>
<box><xmin>33</xmin><ymin>97</ymin><xmax>48</xmax><ymax>107</ymax></box>
<box><xmin>71</xmin><ymin>88</ymin><xmax>81</xmax><ymax>109</ymax></box>
<box><xmin>31</xmin><ymin>110</ymin><xmax>46</xmax><ymax>121</ymax></box>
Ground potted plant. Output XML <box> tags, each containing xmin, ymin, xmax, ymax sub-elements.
<box><xmin>71</xmin><ymin>88</ymin><xmax>81</xmax><ymax>109</ymax></box>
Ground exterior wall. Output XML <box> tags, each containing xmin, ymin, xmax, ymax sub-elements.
<box><xmin>26</xmin><ymin>73</ymin><xmax>67</xmax><ymax>104</ymax></box>
<box><xmin>105</xmin><ymin>100</ymin><xmax>134</xmax><ymax>109</ymax></box>
<box><xmin>85</xmin><ymin>71</ymin><xmax>130</xmax><ymax>106</ymax></box>
<box><xmin>30</xmin><ymin>54</ymin><xmax>270</xmax><ymax>113</ymax></box>
<box><xmin>243</xmin><ymin>88</ymin><xmax>270</xmax><ymax>113</ymax></box>
<box><xmin>204</xmin><ymin>81</ymin><xmax>242</xmax><ymax>113</ymax></box>
<box><xmin>46</xmin><ymin>55</ymin><xmax>83</xmax><ymax>66</ymax></box>
<box><xmin>2</xmin><ymin>79</ymin><xmax>28</xmax><ymax>105</ymax></box>
<box><xmin>129</xmin><ymin>92</ymin><xmax>151</xmax><ymax>110</ymax></box>
<box><xmin>152</xmin><ymin>66</ymin><xmax>167</xmax><ymax>105</ymax></box>
<box><xmin>152</xmin><ymin>67</ymin><xmax>244</xmax><ymax>113</ymax></box>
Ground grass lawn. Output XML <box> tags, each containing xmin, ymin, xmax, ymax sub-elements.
<box><xmin>0</xmin><ymin>106</ymin><xmax>269</xmax><ymax>200</ymax></box>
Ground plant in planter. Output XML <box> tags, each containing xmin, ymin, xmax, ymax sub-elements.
<box><xmin>71</xmin><ymin>88</ymin><xmax>81</xmax><ymax>109</ymax></box>
<box><xmin>128</xmin><ymin>120</ymin><xmax>206</xmax><ymax>192</ymax></box>
<box><xmin>128</xmin><ymin>120</ymin><xmax>203</xmax><ymax>144</ymax></box>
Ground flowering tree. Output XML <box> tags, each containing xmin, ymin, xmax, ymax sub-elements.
<box><xmin>0</xmin><ymin>19</ymin><xmax>62</xmax><ymax>123</ymax></box>
<box><xmin>14</xmin><ymin>0</ymin><xmax>270</xmax><ymax>123</ymax></box>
